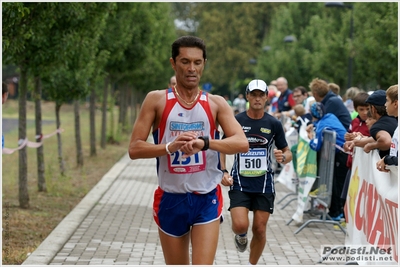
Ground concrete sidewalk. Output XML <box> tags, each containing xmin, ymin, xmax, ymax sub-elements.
<box><xmin>23</xmin><ymin>151</ymin><xmax>346</xmax><ymax>265</ymax></box>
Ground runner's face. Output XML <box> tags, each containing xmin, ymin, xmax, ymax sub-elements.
<box><xmin>246</xmin><ymin>90</ymin><xmax>267</xmax><ymax>110</ymax></box>
<box><xmin>170</xmin><ymin>47</ymin><xmax>205</xmax><ymax>90</ymax></box>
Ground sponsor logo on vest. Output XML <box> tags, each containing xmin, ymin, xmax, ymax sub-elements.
<box><xmin>173</xmin><ymin>167</ymin><xmax>186</xmax><ymax>172</ymax></box>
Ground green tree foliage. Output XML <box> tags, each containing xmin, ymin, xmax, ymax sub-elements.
<box><xmin>42</xmin><ymin>3</ymin><xmax>114</xmax><ymax>102</ymax></box>
<box><xmin>115</xmin><ymin>2</ymin><xmax>176</xmax><ymax>90</ymax></box>
<box><xmin>133</xmin><ymin>2</ymin><xmax>177</xmax><ymax>91</ymax></box>
<box><xmin>197</xmin><ymin>3</ymin><xmax>260</xmax><ymax>91</ymax></box>
<box><xmin>353</xmin><ymin>2</ymin><xmax>398</xmax><ymax>90</ymax></box>
<box><xmin>42</xmin><ymin>3</ymin><xmax>114</xmax><ymax>168</ymax></box>
<box><xmin>172</xmin><ymin>2</ymin><xmax>281</xmax><ymax>95</ymax></box>
<box><xmin>106</xmin><ymin>3</ymin><xmax>176</xmax><ymax>138</ymax></box>
<box><xmin>259</xmin><ymin>2</ymin><xmax>397</xmax><ymax>91</ymax></box>
<box><xmin>172</xmin><ymin>2</ymin><xmax>397</xmax><ymax>93</ymax></box>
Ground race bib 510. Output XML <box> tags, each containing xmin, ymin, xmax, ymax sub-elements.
<box><xmin>239</xmin><ymin>148</ymin><xmax>267</xmax><ymax>177</ymax></box>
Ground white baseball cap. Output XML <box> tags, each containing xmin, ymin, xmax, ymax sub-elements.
<box><xmin>246</xmin><ymin>79</ymin><xmax>268</xmax><ymax>93</ymax></box>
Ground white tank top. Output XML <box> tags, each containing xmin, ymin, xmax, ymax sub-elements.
<box><xmin>152</xmin><ymin>88</ymin><xmax>221</xmax><ymax>193</ymax></box>
<box><xmin>390</xmin><ymin>126</ymin><xmax>398</xmax><ymax>157</ymax></box>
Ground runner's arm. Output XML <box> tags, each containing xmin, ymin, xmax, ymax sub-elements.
<box><xmin>128</xmin><ymin>91</ymin><xmax>194</xmax><ymax>159</ymax></box>
<box><xmin>212</xmin><ymin>95</ymin><xmax>249</xmax><ymax>154</ymax></box>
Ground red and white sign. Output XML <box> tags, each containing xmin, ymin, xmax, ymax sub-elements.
<box><xmin>345</xmin><ymin>147</ymin><xmax>398</xmax><ymax>265</ymax></box>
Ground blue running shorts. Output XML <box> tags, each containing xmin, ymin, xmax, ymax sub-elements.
<box><xmin>153</xmin><ymin>184</ymin><xmax>223</xmax><ymax>237</ymax></box>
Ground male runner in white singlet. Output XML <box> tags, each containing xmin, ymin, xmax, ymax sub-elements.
<box><xmin>128</xmin><ymin>36</ymin><xmax>249</xmax><ymax>265</ymax></box>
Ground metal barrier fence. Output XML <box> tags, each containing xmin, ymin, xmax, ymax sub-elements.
<box><xmin>294</xmin><ymin>129</ymin><xmax>346</xmax><ymax>234</ymax></box>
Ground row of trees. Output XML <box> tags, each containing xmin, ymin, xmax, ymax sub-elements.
<box><xmin>172</xmin><ymin>2</ymin><xmax>398</xmax><ymax>96</ymax></box>
<box><xmin>2</xmin><ymin>2</ymin><xmax>176</xmax><ymax>208</ymax></box>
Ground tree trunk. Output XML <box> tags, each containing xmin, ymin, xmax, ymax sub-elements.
<box><xmin>100</xmin><ymin>76</ymin><xmax>109</xmax><ymax>149</ymax></box>
<box><xmin>118</xmin><ymin>85</ymin><xmax>123</xmax><ymax>126</ymax></box>
<box><xmin>89</xmin><ymin>81</ymin><xmax>96</xmax><ymax>156</ymax></box>
<box><xmin>130</xmin><ymin>88</ymin><xmax>135</xmax><ymax>126</ymax></box>
<box><xmin>108</xmin><ymin>84</ymin><xmax>116</xmax><ymax>144</ymax></box>
<box><xmin>55</xmin><ymin>102</ymin><xmax>66</xmax><ymax>175</ymax></box>
<box><xmin>122</xmin><ymin>85</ymin><xmax>130</xmax><ymax>134</ymax></box>
<box><xmin>74</xmin><ymin>99</ymin><xmax>84</xmax><ymax>167</ymax></box>
<box><xmin>34</xmin><ymin>77</ymin><xmax>46</xmax><ymax>192</ymax></box>
<box><xmin>118</xmin><ymin>84</ymin><xmax>128</xmax><ymax>134</ymax></box>
<box><xmin>18</xmin><ymin>66</ymin><xmax>29</xmax><ymax>209</ymax></box>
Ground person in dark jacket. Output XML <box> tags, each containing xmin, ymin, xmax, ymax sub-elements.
<box><xmin>309</xmin><ymin>78</ymin><xmax>351</xmax><ymax>131</ymax></box>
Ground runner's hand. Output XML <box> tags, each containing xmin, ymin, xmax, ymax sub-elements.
<box><xmin>273</xmin><ymin>148</ymin><xmax>283</xmax><ymax>163</ymax></box>
<box><xmin>221</xmin><ymin>172</ymin><xmax>233</xmax><ymax>186</ymax></box>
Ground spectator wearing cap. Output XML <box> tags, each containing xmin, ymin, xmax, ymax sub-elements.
<box><xmin>362</xmin><ymin>89</ymin><xmax>397</xmax><ymax>159</ymax></box>
<box><xmin>306</xmin><ymin>102</ymin><xmax>348</xmax><ymax>221</ymax></box>
<box><xmin>309</xmin><ymin>78</ymin><xmax>351</xmax><ymax>131</ymax></box>
<box><xmin>220</xmin><ymin>79</ymin><xmax>292</xmax><ymax>264</ymax></box>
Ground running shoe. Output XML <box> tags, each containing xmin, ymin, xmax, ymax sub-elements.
<box><xmin>234</xmin><ymin>234</ymin><xmax>248</xmax><ymax>252</ymax></box>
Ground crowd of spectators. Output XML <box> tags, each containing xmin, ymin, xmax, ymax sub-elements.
<box><xmin>223</xmin><ymin>78</ymin><xmax>398</xmax><ymax>228</ymax></box>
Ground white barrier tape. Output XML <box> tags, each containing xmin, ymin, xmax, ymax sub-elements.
<box><xmin>26</xmin><ymin>140</ymin><xmax>44</xmax><ymax>148</ymax></box>
<box><xmin>2</xmin><ymin>138</ymin><xmax>28</xmax><ymax>154</ymax></box>
<box><xmin>2</xmin><ymin>128</ymin><xmax>64</xmax><ymax>154</ymax></box>
<box><xmin>334</xmin><ymin>144</ymin><xmax>352</xmax><ymax>155</ymax></box>
<box><xmin>42</xmin><ymin>128</ymin><xmax>64</xmax><ymax>139</ymax></box>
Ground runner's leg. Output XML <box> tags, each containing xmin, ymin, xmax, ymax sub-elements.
<box><xmin>230</xmin><ymin>206</ymin><xmax>250</xmax><ymax>234</ymax></box>
<box><xmin>191</xmin><ymin>220</ymin><xmax>220</xmax><ymax>264</ymax></box>
<box><xmin>158</xmin><ymin>229</ymin><xmax>190</xmax><ymax>264</ymax></box>
<box><xmin>249</xmin><ymin>210</ymin><xmax>271</xmax><ymax>264</ymax></box>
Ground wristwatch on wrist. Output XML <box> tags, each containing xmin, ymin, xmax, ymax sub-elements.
<box><xmin>198</xmin><ymin>136</ymin><xmax>209</xmax><ymax>151</ymax></box>
<box><xmin>281</xmin><ymin>154</ymin><xmax>286</xmax><ymax>164</ymax></box>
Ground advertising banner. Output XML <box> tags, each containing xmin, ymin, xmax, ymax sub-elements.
<box><xmin>345</xmin><ymin>147</ymin><xmax>398</xmax><ymax>265</ymax></box>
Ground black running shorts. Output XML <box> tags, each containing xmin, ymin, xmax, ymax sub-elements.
<box><xmin>228</xmin><ymin>190</ymin><xmax>275</xmax><ymax>214</ymax></box>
